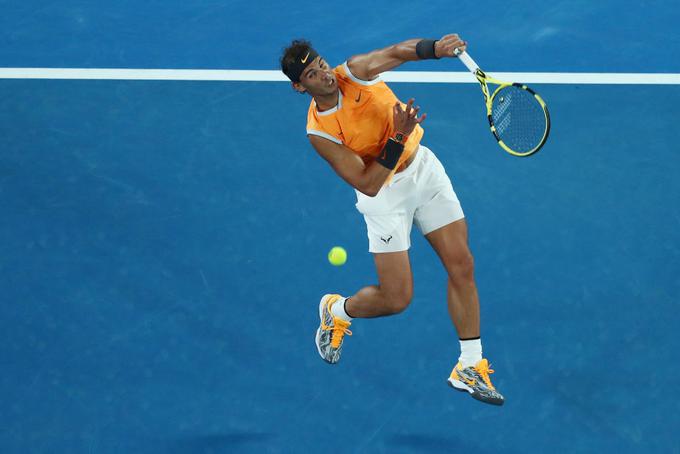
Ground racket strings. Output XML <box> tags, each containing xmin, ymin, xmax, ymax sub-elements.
<box><xmin>491</xmin><ymin>86</ymin><xmax>547</xmax><ymax>153</ymax></box>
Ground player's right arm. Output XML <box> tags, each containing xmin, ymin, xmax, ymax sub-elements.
<box><xmin>309</xmin><ymin>98</ymin><xmax>425</xmax><ymax>197</ymax></box>
<box><xmin>308</xmin><ymin>135</ymin><xmax>391</xmax><ymax>197</ymax></box>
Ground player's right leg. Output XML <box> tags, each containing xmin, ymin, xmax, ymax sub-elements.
<box><xmin>316</xmin><ymin>158</ymin><xmax>418</xmax><ymax>364</ymax></box>
<box><xmin>346</xmin><ymin>251</ymin><xmax>414</xmax><ymax>318</ymax></box>
<box><xmin>315</xmin><ymin>250</ymin><xmax>413</xmax><ymax>364</ymax></box>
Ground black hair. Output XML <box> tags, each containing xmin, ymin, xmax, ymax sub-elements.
<box><xmin>280</xmin><ymin>39</ymin><xmax>314</xmax><ymax>81</ymax></box>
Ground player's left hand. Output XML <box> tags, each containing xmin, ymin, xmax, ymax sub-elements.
<box><xmin>435</xmin><ymin>34</ymin><xmax>467</xmax><ymax>58</ymax></box>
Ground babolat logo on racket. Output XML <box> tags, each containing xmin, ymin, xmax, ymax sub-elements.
<box><xmin>493</xmin><ymin>93</ymin><xmax>513</xmax><ymax>134</ymax></box>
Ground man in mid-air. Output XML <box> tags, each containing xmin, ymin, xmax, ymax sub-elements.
<box><xmin>280</xmin><ymin>34</ymin><xmax>504</xmax><ymax>405</ymax></box>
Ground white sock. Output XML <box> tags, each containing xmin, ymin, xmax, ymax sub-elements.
<box><xmin>458</xmin><ymin>338</ymin><xmax>482</xmax><ymax>368</ymax></box>
<box><xmin>330</xmin><ymin>297</ymin><xmax>352</xmax><ymax>322</ymax></box>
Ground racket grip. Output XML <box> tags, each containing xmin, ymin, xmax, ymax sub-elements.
<box><xmin>455</xmin><ymin>50</ymin><xmax>480</xmax><ymax>73</ymax></box>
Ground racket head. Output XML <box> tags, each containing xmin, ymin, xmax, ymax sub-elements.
<box><xmin>487</xmin><ymin>83</ymin><xmax>550</xmax><ymax>157</ymax></box>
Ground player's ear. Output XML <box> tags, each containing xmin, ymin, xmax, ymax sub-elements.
<box><xmin>292</xmin><ymin>81</ymin><xmax>306</xmax><ymax>94</ymax></box>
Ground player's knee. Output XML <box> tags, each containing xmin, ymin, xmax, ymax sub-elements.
<box><xmin>449</xmin><ymin>251</ymin><xmax>475</xmax><ymax>283</ymax></box>
<box><xmin>384</xmin><ymin>287</ymin><xmax>413</xmax><ymax>314</ymax></box>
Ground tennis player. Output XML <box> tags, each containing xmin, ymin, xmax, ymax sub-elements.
<box><xmin>280</xmin><ymin>35</ymin><xmax>504</xmax><ymax>405</ymax></box>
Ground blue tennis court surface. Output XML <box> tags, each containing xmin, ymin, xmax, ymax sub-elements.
<box><xmin>1</xmin><ymin>1</ymin><xmax>679</xmax><ymax>453</ymax></box>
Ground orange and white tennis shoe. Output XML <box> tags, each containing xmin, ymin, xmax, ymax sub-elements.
<box><xmin>315</xmin><ymin>294</ymin><xmax>352</xmax><ymax>364</ymax></box>
<box><xmin>448</xmin><ymin>359</ymin><xmax>505</xmax><ymax>406</ymax></box>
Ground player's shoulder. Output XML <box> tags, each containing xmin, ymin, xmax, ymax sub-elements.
<box><xmin>339</xmin><ymin>58</ymin><xmax>383</xmax><ymax>87</ymax></box>
<box><xmin>306</xmin><ymin>97</ymin><xmax>319</xmax><ymax>121</ymax></box>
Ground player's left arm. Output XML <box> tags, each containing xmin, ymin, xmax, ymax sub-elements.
<box><xmin>347</xmin><ymin>34</ymin><xmax>467</xmax><ymax>81</ymax></box>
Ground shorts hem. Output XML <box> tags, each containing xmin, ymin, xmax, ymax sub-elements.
<box><xmin>368</xmin><ymin>245</ymin><xmax>411</xmax><ymax>254</ymax></box>
<box><xmin>419</xmin><ymin>212</ymin><xmax>465</xmax><ymax>236</ymax></box>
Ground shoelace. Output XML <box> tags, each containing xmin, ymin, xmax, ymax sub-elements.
<box><xmin>330</xmin><ymin>318</ymin><xmax>352</xmax><ymax>348</ymax></box>
<box><xmin>321</xmin><ymin>317</ymin><xmax>352</xmax><ymax>349</ymax></box>
<box><xmin>474</xmin><ymin>362</ymin><xmax>496</xmax><ymax>390</ymax></box>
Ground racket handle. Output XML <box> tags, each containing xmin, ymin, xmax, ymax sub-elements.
<box><xmin>454</xmin><ymin>50</ymin><xmax>480</xmax><ymax>74</ymax></box>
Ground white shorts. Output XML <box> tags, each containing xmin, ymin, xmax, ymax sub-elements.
<box><xmin>355</xmin><ymin>145</ymin><xmax>465</xmax><ymax>253</ymax></box>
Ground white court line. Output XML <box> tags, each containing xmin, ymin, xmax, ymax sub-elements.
<box><xmin>0</xmin><ymin>68</ymin><xmax>679</xmax><ymax>84</ymax></box>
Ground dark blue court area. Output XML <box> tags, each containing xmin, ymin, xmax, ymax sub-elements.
<box><xmin>1</xmin><ymin>1</ymin><xmax>679</xmax><ymax>453</ymax></box>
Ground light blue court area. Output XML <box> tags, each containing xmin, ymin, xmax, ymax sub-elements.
<box><xmin>1</xmin><ymin>1</ymin><xmax>680</xmax><ymax>453</ymax></box>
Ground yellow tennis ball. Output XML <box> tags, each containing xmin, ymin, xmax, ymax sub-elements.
<box><xmin>328</xmin><ymin>246</ymin><xmax>347</xmax><ymax>266</ymax></box>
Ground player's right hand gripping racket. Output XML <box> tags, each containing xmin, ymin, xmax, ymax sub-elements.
<box><xmin>454</xmin><ymin>49</ymin><xmax>550</xmax><ymax>157</ymax></box>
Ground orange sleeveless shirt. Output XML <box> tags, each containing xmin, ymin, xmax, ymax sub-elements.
<box><xmin>306</xmin><ymin>62</ymin><xmax>424</xmax><ymax>177</ymax></box>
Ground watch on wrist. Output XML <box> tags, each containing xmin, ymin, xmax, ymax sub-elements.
<box><xmin>393</xmin><ymin>132</ymin><xmax>407</xmax><ymax>144</ymax></box>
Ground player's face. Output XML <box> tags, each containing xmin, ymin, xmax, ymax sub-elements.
<box><xmin>298</xmin><ymin>56</ymin><xmax>337</xmax><ymax>95</ymax></box>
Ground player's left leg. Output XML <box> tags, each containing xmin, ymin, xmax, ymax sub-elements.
<box><xmin>424</xmin><ymin>218</ymin><xmax>479</xmax><ymax>338</ymax></box>
<box><xmin>425</xmin><ymin>219</ymin><xmax>504</xmax><ymax>406</ymax></box>
<box><xmin>410</xmin><ymin>145</ymin><xmax>503</xmax><ymax>405</ymax></box>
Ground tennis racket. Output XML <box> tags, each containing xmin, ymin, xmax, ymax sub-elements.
<box><xmin>454</xmin><ymin>49</ymin><xmax>550</xmax><ymax>157</ymax></box>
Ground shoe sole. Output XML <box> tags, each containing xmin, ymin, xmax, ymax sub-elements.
<box><xmin>447</xmin><ymin>378</ymin><xmax>471</xmax><ymax>392</ymax></box>
<box><xmin>315</xmin><ymin>294</ymin><xmax>336</xmax><ymax>364</ymax></box>
<box><xmin>447</xmin><ymin>378</ymin><xmax>504</xmax><ymax>406</ymax></box>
